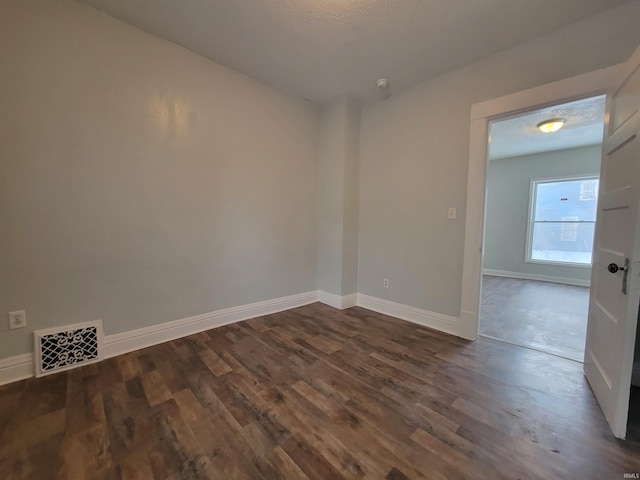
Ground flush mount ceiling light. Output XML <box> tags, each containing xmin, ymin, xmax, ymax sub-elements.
<box><xmin>537</xmin><ymin>118</ymin><xmax>566</xmax><ymax>133</ymax></box>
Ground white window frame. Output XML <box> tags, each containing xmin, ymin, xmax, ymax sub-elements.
<box><xmin>525</xmin><ymin>174</ymin><xmax>599</xmax><ymax>268</ymax></box>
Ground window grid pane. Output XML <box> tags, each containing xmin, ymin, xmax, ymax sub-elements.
<box><xmin>534</xmin><ymin>179</ymin><xmax>599</xmax><ymax>222</ymax></box>
<box><xmin>529</xmin><ymin>177</ymin><xmax>598</xmax><ymax>266</ymax></box>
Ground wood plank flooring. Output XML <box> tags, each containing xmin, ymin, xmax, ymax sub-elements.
<box><xmin>1</xmin><ymin>303</ymin><xmax>640</xmax><ymax>479</ymax></box>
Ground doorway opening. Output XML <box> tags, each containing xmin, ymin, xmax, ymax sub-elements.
<box><xmin>478</xmin><ymin>95</ymin><xmax>606</xmax><ymax>362</ymax></box>
<box><xmin>462</xmin><ymin>53</ymin><xmax>640</xmax><ymax>439</ymax></box>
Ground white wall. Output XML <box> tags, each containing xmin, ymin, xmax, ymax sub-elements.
<box><xmin>316</xmin><ymin>100</ymin><xmax>346</xmax><ymax>294</ymax></box>
<box><xmin>0</xmin><ymin>0</ymin><xmax>319</xmax><ymax>358</ymax></box>
<box><xmin>483</xmin><ymin>146</ymin><xmax>602</xmax><ymax>284</ymax></box>
<box><xmin>2</xmin><ymin>0</ymin><xmax>640</xmax><ymax>364</ymax></box>
<box><xmin>316</xmin><ymin>98</ymin><xmax>360</xmax><ymax>296</ymax></box>
<box><xmin>342</xmin><ymin>100</ymin><xmax>361</xmax><ymax>296</ymax></box>
<box><xmin>358</xmin><ymin>1</ymin><xmax>640</xmax><ymax>317</ymax></box>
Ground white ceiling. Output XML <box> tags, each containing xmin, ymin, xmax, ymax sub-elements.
<box><xmin>488</xmin><ymin>96</ymin><xmax>606</xmax><ymax>160</ymax></box>
<box><xmin>76</xmin><ymin>0</ymin><xmax>632</xmax><ymax>103</ymax></box>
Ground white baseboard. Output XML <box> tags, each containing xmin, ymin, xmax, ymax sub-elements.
<box><xmin>356</xmin><ymin>293</ymin><xmax>461</xmax><ymax>338</ymax></box>
<box><xmin>0</xmin><ymin>353</ymin><xmax>34</xmax><ymax>387</ymax></box>
<box><xmin>0</xmin><ymin>289</ymin><xmax>467</xmax><ymax>386</ymax></box>
<box><xmin>483</xmin><ymin>269</ymin><xmax>590</xmax><ymax>287</ymax></box>
<box><xmin>317</xmin><ymin>291</ymin><xmax>357</xmax><ymax>310</ymax></box>
<box><xmin>103</xmin><ymin>290</ymin><xmax>318</xmax><ymax>358</ymax></box>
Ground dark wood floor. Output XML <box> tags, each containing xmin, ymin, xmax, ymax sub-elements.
<box><xmin>480</xmin><ymin>275</ymin><xmax>589</xmax><ymax>361</ymax></box>
<box><xmin>1</xmin><ymin>303</ymin><xmax>640</xmax><ymax>479</ymax></box>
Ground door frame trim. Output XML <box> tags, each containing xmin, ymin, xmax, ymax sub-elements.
<box><xmin>460</xmin><ymin>65</ymin><xmax>619</xmax><ymax>341</ymax></box>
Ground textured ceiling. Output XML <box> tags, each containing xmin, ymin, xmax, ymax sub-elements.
<box><xmin>489</xmin><ymin>96</ymin><xmax>606</xmax><ymax>160</ymax></box>
<box><xmin>76</xmin><ymin>0</ymin><xmax>632</xmax><ymax>102</ymax></box>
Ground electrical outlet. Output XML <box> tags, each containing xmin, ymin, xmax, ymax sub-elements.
<box><xmin>383</xmin><ymin>278</ymin><xmax>389</xmax><ymax>288</ymax></box>
<box><xmin>8</xmin><ymin>310</ymin><xmax>27</xmax><ymax>329</ymax></box>
<box><xmin>448</xmin><ymin>207</ymin><xmax>457</xmax><ymax>220</ymax></box>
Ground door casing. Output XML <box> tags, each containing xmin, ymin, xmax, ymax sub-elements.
<box><xmin>460</xmin><ymin>65</ymin><xmax>620</xmax><ymax>341</ymax></box>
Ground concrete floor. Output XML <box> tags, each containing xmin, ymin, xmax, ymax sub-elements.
<box><xmin>479</xmin><ymin>275</ymin><xmax>589</xmax><ymax>362</ymax></box>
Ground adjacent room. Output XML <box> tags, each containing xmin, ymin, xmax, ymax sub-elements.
<box><xmin>480</xmin><ymin>96</ymin><xmax>605</xmax><ymax>362</ymax></box>
<box><xmin>2</xmin><ymin>0</ymin><xmax>640</xmax><ymax>478</ymax></box>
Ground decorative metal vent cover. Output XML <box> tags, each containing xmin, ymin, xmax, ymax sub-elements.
<box><xmin>34</xmin><ymin>320</ymin><xmax>103</xmax><ymax>377</ymax></box>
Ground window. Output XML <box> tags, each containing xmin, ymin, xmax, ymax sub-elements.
<box><xmin>527</xmin><ymin>176</ymin><xmax>599</xmax><ymax>266</ymax></box>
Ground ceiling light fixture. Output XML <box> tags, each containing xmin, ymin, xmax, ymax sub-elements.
<box><xmin>537</xmin><ymin>118</ymin><xmax>566</xmax><ymax>133</ymax></box>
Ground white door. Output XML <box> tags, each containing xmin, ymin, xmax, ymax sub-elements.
<box><xmin>584</xmin><ymin>46</ymin><xmax>640</xmax><ymax>439</ymax></box>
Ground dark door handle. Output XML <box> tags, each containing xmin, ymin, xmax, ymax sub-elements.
<box><xmin>608</xmin><ymin>262</ymin><xmax>628</xmax><ymax>273</ymax></box>
<box><xmin>608</xmin><ymin>258</ymin><xmax>630</xmax><ymax>295</ymax></box>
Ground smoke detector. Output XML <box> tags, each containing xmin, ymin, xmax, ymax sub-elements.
<box><xmin>376</xmin><ymin>78</ymin><xmax>391</xmax><ymax>100</ymax></box>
